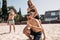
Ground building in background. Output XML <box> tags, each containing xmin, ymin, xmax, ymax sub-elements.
<box><xmin>44</xmin><ymin>10</ymin><xmax>60</xmax><ymax>23</ymax></box>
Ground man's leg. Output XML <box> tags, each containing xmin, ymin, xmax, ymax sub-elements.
<box><xmin>34</xmin><ymin>35</ymin><xmax>40</xmax><ymax>40</ymax></box>
<box><xmin>34</xmin><ymin>32</ymin><xmax>42</xmax><ymax>40</ymax></box>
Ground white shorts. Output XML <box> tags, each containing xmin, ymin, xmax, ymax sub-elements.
<box><xmin>9</xmin><ymin>19</ymin><xmax>15</xmax><ymax>25</ymax></box>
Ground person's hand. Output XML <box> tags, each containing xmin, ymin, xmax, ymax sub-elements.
<box><xmin>27</xmin><ymin>22</ymin><xmax>32</xmax><ymax>28</ymax></box>
<box><xmin>25</xmin><ymin>28</ymin><xmax>31</xmax><ymax>36</ymax></box>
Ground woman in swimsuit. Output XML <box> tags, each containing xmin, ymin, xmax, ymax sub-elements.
<box><xmin>7</xmin><ymin>9</ymin><xmax>16</xmax><ymax>33</ymax></box>
<box><xmin>27</xmin><ymin>0</ymin><xmax>37</xmax><ymax>17</ymax></box>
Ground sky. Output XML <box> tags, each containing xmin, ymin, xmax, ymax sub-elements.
<box><xmin>0</xmin><ymin>0</ymin><xmax>60</xmax><ymax>16</ymax></box>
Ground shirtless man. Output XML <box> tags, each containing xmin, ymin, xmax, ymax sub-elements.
<box><xmin>23</xmin><ymin>0</ymin><xmax>45</xmax><ymax>40</ymax></box>
<box><xmin>26</xmin><ymin>13</ymin><xmax>45</xmax><ymax>40</ymax></box>
<box><xmin>7</xmin><ymin>9</ymin><xmax>16</xmax><ymax>33</ymax></box>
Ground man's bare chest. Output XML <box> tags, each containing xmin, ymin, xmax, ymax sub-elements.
<box><xmin>29</xmin><ymin>20</ymin><xmax>38</xmax><ymax>26</ymax></box>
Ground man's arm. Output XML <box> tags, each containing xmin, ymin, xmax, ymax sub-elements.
<box><xmin>39</xmin><ymin>20</ymin><xmax>46</xmax><ymax>40</ymax></box>
<box><xmin>27</xmin><ymin>21</ymin><xmax>32</xmax><ymax>29</ymax></box>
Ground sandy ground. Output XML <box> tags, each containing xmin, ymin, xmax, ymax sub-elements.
<box><xmin>0</xmin><ymin>24</ymin><xmax>60</xmax><ymax>40</ymax></box>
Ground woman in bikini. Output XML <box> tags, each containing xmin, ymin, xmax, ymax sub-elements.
<box><xmin>7</xmin><ymin>9</ymin><xmax>16</xmax><ymax>33</ymax></box>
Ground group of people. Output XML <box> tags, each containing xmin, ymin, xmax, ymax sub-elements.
<box><xmin>7</xmin><ymin>0</ymin><xmax>46</xmax><ymax>40</ymax></box>
<box><xmin>23</xmin><ymin>0</ymin><xmax>45</xmax><ymax>40</ymax></box>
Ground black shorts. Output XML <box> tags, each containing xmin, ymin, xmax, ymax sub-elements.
<box><xmin>30</xmin><ymin>29</ymin><xmax>42</xmax><ymax>40</ymax></box>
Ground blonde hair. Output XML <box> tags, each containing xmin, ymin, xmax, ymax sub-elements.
<box><xmin>27</xmin><ymin>0</ymin><xmax>34</xmax><ymax>8</ymax></box>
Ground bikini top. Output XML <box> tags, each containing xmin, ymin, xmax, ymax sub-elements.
<box><xmin>27</xmin><ymin>9</ymin><xmax>35</xmax><ymax>13</ymax></box>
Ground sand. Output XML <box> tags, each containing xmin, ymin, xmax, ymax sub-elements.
<box><xmin>0</xmin><ymin>24</ymin><xmax>60</xmax><ymax>40</ymax></box>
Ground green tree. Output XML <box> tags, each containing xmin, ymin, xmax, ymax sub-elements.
<box><xmin>0</xmin><ymin>8</ymin><xmax>2</xmax><ymax>22</ymax></box>
<box><xmin>2</xmin><ymin>0</ymin><xmax>7</xmax><ymax>22</ymax></box>
<box><xmin>14</xmin><ymin>13</ymin><xmax>20</xmax><ymax>22</ymax></box>
<box><xmin>22</xmin><ymin>14</ymin><xmax>27</xmax><ymax>21</ymax></box>
<box><xmin>40</xmin><ymin>15</ymin><xmax>45</xmax><ymax>21</ymax></box>
<box><xmin>7</xmin><ymin>6</ymin><xmax>17</xmax><ymax>14</ymax></box>
<box><xmin>18</xmin><ymin>8</ymin><xmax>23</xmax><ymax>22</ymax></box>
<box><xmin>0</xmin><ymin>8</ymin><xmax>2</xmax><ymax>14</ymax></box>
